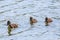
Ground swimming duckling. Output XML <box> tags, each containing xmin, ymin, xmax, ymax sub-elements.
<box><xmin>30</xmin><ymin>17</ymin><xmax>37</xmax><ymax>25</ymax></box>
<box><xmin>45</xmin><ymin>17</ymin><xmax>53</xmax><ymax>26</ymax></box>
<box><xmin>7</xmin><ymin>21</ymin><xmax>18</xmax><ymax>36</ymax></box>
<box><xmin>7</xmin><ymin>21</ymin><xmax>18</xmax><ymax>28</ymax></box>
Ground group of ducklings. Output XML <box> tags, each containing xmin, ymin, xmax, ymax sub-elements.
<box><xmin>7</xmin><ymin>17</ymin><xmax>53</xmax><ymax>36</ymax></box>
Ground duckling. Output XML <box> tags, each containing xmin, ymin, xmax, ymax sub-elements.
<box><xmin>30</xmin><ymin>17</ymin><xmax>37</xmax><ymax>25</ymax></box>
<box><xmin>45</xmin><ymin>17</ymin><xmax>53</xmax><ymax>26</ymax></box>
<box><xmin>7</xmin><ymin>21</ymin><xmax>18</xmax><ymax>28</ymax></box>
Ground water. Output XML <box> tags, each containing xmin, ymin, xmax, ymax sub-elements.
<box><xmin>0</xmin><ymin>0</ymin><xmax>60</xmax><ymax>40</ymax></box>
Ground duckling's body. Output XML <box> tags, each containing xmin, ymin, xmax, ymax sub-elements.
<box><xmin>47</xmin><ymin>18</ymin><xmax>52</xmax><ymax>23</ymax></box>
<box><xmin>9</xmin><ymin>24</ymin><xmax>18</xmax><ymax>28</ymax></box>
<box><xmin>45</xmin><ymin>17</ymin><xmax>53</xmax><ymax>26</ymax></box>
<box><xmin>30</xmin><ymin>17</ymin><xmax>37</xmax><ymax>25</ymax></box>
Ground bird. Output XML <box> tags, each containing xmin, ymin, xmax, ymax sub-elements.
<box><xmin>45</xmin><ymin>17</ymin><xmax>53</xmax><ymax>26</ymax></box>
<box><xmin>30</xmin><ymin>17</ymin><xmax>37</xmax><ymax>25</ymax></box>
<box><xmin>7</xmin><ymin>21</ymin><xmax>18</xmax><ymax>28</ymax></box>
<box><xmin>7</xmin><ymin>21</ymin><xmax>18</xmax><ymax>36</ymax></box>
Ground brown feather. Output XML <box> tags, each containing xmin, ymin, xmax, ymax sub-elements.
<box><xmin>47</xmin><ymin>18</ymin><xmax>53</xmax><ymax>23</ymax></box>
<box><xmin>10</xmin><ymin>24</ymin><xmax>18</xmax><ymax>28</ymax></box>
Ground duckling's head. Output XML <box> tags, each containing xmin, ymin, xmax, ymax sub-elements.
<box><xmin>45</xmin><ymin>17</ymin><xmax>49</xmax><ymax>26</ymax></box>
<box><xmin>30</xmin><ymin>17</ymin><xmax>33</xmax><ymax>21</ymax></box>
<box><xmin>45</xmin><ymin>17</ymin><xmax>48</xmax><ymax>22</ymax></box>
<box><xmin>7</xmin><ymin>21</ymin><xmax>11</xmax><ymax>25</ymax></box>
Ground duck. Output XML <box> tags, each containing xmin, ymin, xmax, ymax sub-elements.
<box><xmin>7</xmin><ymin>21</ymin><xmax>18</xmax><ymax>36</ymax></box>
<box><xmin>45</xmin><ymin>17</ymin><xmax>53</xmax><ymax>26</ymax></box>
<box><xmin>7</xmin><ymin>21</ymin><xmax>18</xmax><ymax>28</ymax></box>
<box><xmin>30</xmin><ymin>17</ymin><xmax>37</xmax><ymax>25</ymax></box>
